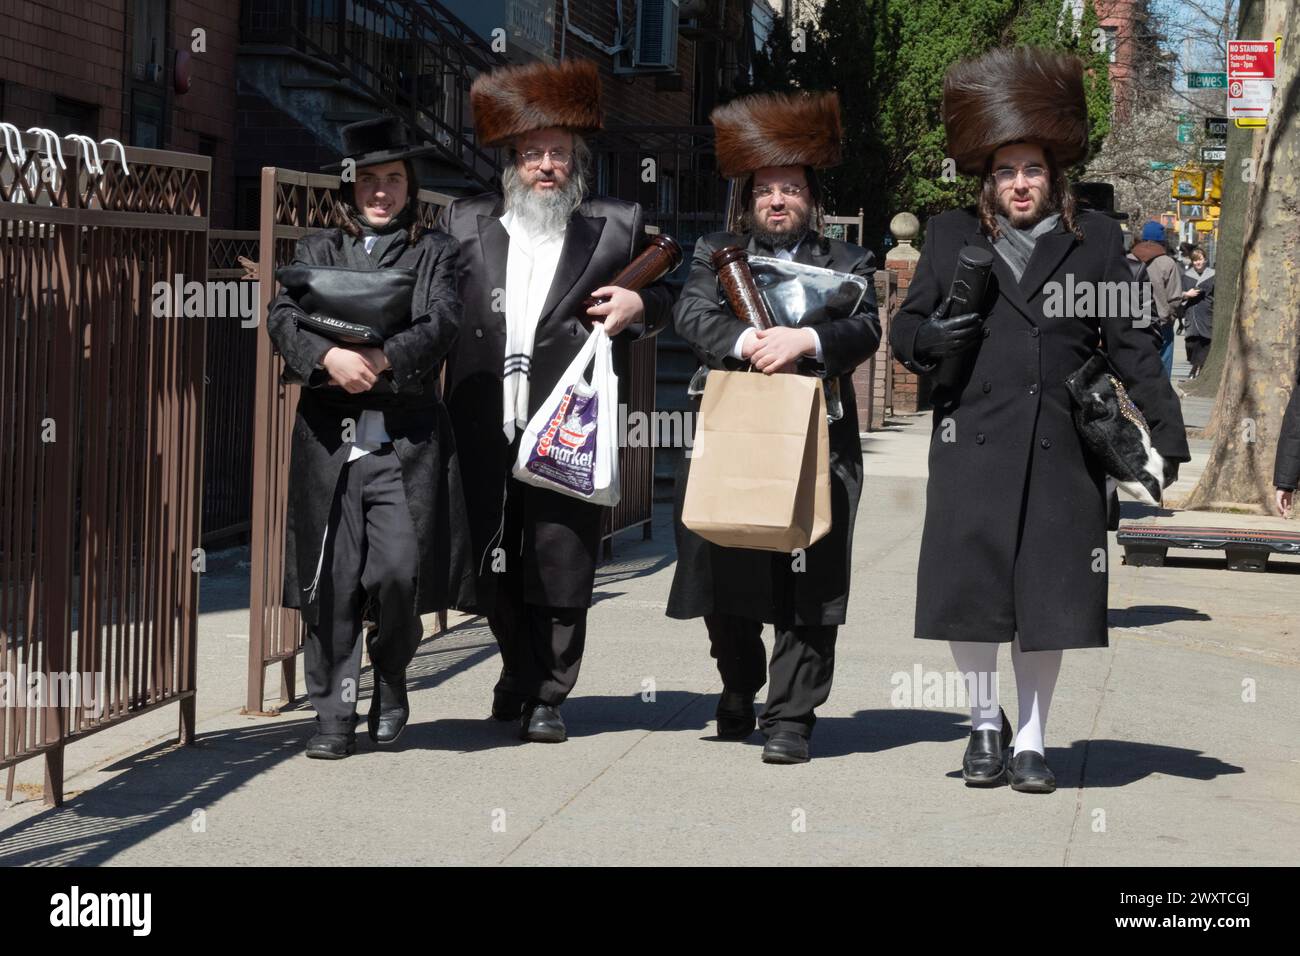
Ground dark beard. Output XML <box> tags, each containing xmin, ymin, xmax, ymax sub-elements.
<box><xmin>752</xmin><ymin>219</ymin><xmax>810</xmax><ymax>251</ymax></box>
<box><xmin>999</xmin><ymin>192</ymin><xmax>1054</xmax><ymax>229</ymax></box>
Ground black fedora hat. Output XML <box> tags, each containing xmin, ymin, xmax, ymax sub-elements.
<box><xmin>321</xmin><ymin>116</ymin><xmax>437</xmax><ymax>172</ymax></box>
<box><xmin>1073</xmin><ymin>181</ymin><xmax>1128</xmax><ymax>220</ymax></box>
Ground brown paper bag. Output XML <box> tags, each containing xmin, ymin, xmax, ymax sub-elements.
<box><xmin>682</xmin><ymin>370</ymin><xmax>830</xmax><ymax>552</ymax></box>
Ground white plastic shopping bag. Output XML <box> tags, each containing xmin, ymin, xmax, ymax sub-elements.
<box><xmin>512</xmin><ymin>326</ymin><xmax>621</xmax><ymax>507</ymax></box>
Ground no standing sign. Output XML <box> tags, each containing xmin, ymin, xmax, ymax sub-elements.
<box><xmin>1227</xmin><ymin>40</ymin><xmax>1275</xmax><ymax>123</ymax></box>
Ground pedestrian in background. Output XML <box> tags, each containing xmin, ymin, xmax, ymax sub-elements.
<box><xmin>1179</xmin><ymin>246</ymin><xmax>1214</xmax><ymax>379</ymax></box>
<box><xmin>1128</xmin><ymin>221</ymin><xmax>1184</xmax><ymax>377</ymax></box>
<box><xmin>1274</xmin><ymin>366</ymin><xmax>1300</xmax><ymax>518</ymax></box>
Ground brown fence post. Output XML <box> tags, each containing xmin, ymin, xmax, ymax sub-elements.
<box><xmin>247</xmin><ymin>167</ymin><xmax>280</xmax><ymax>715</ymax></box>
<box><xmin>41</xmin><ymin>206</ymin><xmax>79</xmax><ymax>806</ymax></box>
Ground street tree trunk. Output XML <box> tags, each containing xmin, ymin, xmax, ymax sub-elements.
<box><xmin>1184</xmin><ymin>0</ymin><xmax>1299</xmax><ymax>512</ymax></box>
<box><xmin>1188</xmin><ymin>0</ymin><xmax>1263</xmax><ymax>404</ymax></box>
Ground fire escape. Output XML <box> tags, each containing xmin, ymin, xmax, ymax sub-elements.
<box><xmin>238</xmin><ymin>0</ymin><xmax>507</xmax><ymax>193</ymax></box>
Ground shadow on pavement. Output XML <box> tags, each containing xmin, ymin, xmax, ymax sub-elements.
<box><xmin>0</xmin><ymin>617</ymin><xmax>501</xmax><ymax>866</ymax></box>
<box><xmin>0</xmin><ymin>721</ymin><xmax>309</xmax><ymax>866</ymax></box>
<box><xmin>811</xmin><ymin>708</ymin><xmax>970</xmax><ymax>758</ymax></box>
<box><xmin>1109</xmin><ymin>604</ymin><xmax>1212</xmax><ymax>626</ymax></box>
<box><xmin>1067</xmin><ymin>738</ymin><xmax>1245</xmax><ymax>789</ymax></box>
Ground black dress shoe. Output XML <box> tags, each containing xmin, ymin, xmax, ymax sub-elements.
<box><xmin>715</xmin><ymin>689</ymin><xmax>756</xmax><ymax>739</ymax></box>
<box><xmin>491</xmin><ymin>690</ymin><xmax>527</xmax><ymax>722</ymax></box>
<box><xmin>367</xmin><ymin>673</ymin><xmax>410</xmax><ymax>745</ymax></box>
<box><xmin>1008</xmin><ymin>750</ymin><xmax>1056</xmax><ymax>793</ymax></box>
<box><xmin>962</xmin><ymin>707</ymin><xmax>1014</xmax><ymax>786</ymax></box>
<box><xmin>520</xmin><ymin>702</ymin><xmax>566</xmax><ymax>743</ymax></box>
<box><xmin>761</xmin><ymin>731</ymin><xmax>810</xmax><ymax>764</ymax></box>
<box><xmin>306</xmin><ymin>732</ymin><xmax>356</xmax><ymax>760</ymax></box>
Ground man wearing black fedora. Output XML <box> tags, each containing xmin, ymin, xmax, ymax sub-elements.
<box><xmin>267</xmin><ymin>116</ymin><xmax>476</xmax><ymax>759</ymax></box>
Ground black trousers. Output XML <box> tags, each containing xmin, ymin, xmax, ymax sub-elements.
<box><xmin>485</xmin><ymin>475</ymin><xmax>588</xmax><ymax>707</ymax></box>
<box><xmin>705</xmin><ymin>613</ymin><xmax>838</xmax><ymax>739</ymax></box>
<box><xmin>304</xmin><ymin>446</ymin><xmax>421</xmax><ymax>734</ymax></box>
<box><xmin>1185</xmin><ymin>334</ymin><xmax>1211</xmax><ymax>370</ymax></box>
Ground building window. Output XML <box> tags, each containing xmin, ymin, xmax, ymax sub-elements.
<box><xmin>50</xmin><ymin>97</ymin><xmax>100</xmax><ymax>139</ymax></box>
<box><xmin>131</xmin><ymin>89</ymin><xmax>164</xmax><ymax>148</ymax></box>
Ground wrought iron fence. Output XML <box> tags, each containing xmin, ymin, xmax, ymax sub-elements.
<box><xmin>204</xmin><ymin>230</ymin><xmax>260</xmax><ymax>546</ymax></box>
<box><xmin>1</xmin><ymin>130</ymin><xmax>207</xmax><ymax>805</ymax></box>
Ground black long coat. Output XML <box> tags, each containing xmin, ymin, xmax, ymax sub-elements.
<box><xmin>1273</xmin><ymin>374</ymin><xmax>1300</xmax><ymax>492</ymax></box>
<box><xmin>890</xmin><ymin>208</ymin><xmax>1190</xmax><ymax>650</ymax></box>
<box><xmin>1180</xmin><ymin>268</ymin><xmax>1215</xmax><ymax>339</ymax></box>
<box><xmin>266</xmin><ymin>227</ymin><xmax>476</xmax><ymax>626</ymax></box>
<box><xmin>436</xmin><ymin>192</ymin><xmax>675</xmax><ymax>612</ymax></box>
<box><xmin>666</xmin><ymin>231</ymin><xmax>882</xmax><ymax>627</ymax></box>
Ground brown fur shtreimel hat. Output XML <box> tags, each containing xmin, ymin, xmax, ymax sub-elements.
<box><xmin>710</xmin><ymin>90</ymin><xmax>843</xmax><ymax>179</ymax></box>
<box><xmin>943</xmin><ymin>46</ymin><xmax>1090</xmax><ymax>176</ymax></box>
<box><xmin>470</xmin><ymin>59</ymin><xmax>604</xmax><ymax>148</ymax></box>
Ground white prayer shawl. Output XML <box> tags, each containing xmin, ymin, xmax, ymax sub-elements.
<box><xmin>500</xmin><ymin>207</ymin><xmax>567</xmax><ymax>440</ymax></box>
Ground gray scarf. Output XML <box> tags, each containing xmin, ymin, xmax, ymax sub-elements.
<box><xmin>992</xmin><ymin>212</ymin><xmax>1061</xmax><ymax>282</ymax></box>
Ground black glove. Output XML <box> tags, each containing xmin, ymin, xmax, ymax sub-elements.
<box><xmin>913</xmin><ymin>296</ymin><xmax>983</xmax><ymax>363</ymax></box>
<box><xmin>1162</xmin><ymin>458</ymin><xmax>1180</xmax><ymax>489</ymax></box>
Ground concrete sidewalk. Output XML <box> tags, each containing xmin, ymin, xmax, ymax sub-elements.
<box><xmin>2</xmin><ymin>408</ymin><xmax>1297</xmax><ymax>866</ymax></box>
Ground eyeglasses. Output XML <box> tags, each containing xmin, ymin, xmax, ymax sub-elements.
<box><xmin>518</xmin><ymin>149</ymin><xmax>572</xmax><ymax>168</ymax></box>
<box><xmin>993</xmin><ymin>165</ymin><xmax>1047</xmax><ymax>186</ymax></box>
<box><xmin>753</xmin><ymin>184</ymin><xmax>807</xmax><ymax>199</ymax></box>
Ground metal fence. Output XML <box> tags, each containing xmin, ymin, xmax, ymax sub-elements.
<box><xmin>204</xmin><ymin>230</ymin><xmax>260</xmax><ymax>546</ymax></box>
<box><xmin>1</xmin><ymin>131</ymin><xmax>207</xmax><ymax>805</ymax></box>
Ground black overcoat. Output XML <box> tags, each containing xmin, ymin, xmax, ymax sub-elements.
<box><xmin>666</xmin><ymin>231</ymin><xmax>882</xmax><ymax>627</ymax></box>
<box><xmin>265</xmin><ymin>227</ymin><xmax>476</xmax><ymax>626</ymax></box>
<box><xmin>436</xmin><ymin>192</ymin><xmax>675</xmax><ymax>612</ymax></box>
<box><xmin>1181</xmin><ymin>269</ymin><xmax>1215</xmax><ymax>339</ymax></box>
<box><xmin>1273</xmin><ymin>374</ymin><xmax>1300</xmax><ymax>492</ymax></box>
<box><xmin>889</xmin><ymin>208</ymin><xmax>1190</xmax><ymax>650</ymax></box>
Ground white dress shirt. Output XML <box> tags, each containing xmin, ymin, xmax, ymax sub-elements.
<box><xmin>346</xmin><ymin>234</ymin><xmax>392</xmax><ymax>461</ymax></box>
<box><xmin>499</xmin><ymin>207</ymin><xmax>566</xmax><ymax>439</ymax></box>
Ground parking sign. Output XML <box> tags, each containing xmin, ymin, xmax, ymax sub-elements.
<box><xmin>1227</xmin><ymin>40</ymin><xmax>1275</xmax><ymax>121</ymax></box>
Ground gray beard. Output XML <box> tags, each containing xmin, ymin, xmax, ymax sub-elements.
<box><xmin>503</xmin><ymin>165</ymin><xmax>585</xmax><ymax>235</ymax></box>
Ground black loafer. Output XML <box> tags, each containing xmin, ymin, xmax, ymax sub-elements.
<box><xmin>367</xmin><ymin>672</ymin><xmax>410</xmax><ymax>745</ymax></box>
<box><xmin>520</xmin><ymin>702</ymin><xmax>567</xmax><ymax>743</ymax></box>
<box><xmin>962</xmin><ymin>707</ymin><xmax>1013</xmax><ymax>786</ymax></box>
<box><xmin>761</xmin><ymin>730</ymin><xmax>810</xmax><ymax>764</ymax></box>
<box><xmin>306</xmin><ymin>732</ymin><xmax>356</xmax><ymax>760</ymax></box>
<box><xmin>715</xmin><ymin>689</ymin><xmax>756</xmax><ymax>739</ymax></box>
<box><xmin>1009</xmin><ymin>750</ymin><xmax>1056</xmax><ymax>793</ymax></box>
<box><xmin>491</xmin><ymin>690</ymin><xmax>526</xmax><ymax>722</ymax></box>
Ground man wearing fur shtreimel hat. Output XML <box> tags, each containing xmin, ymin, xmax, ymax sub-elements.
<box><xmin>890</xmin><ymin>47</ymin><xmax>1189</xmax><ymax>793</ymax></box>
<box><xmin>438</xmin><ymin>59</ymin><xmax>675</xmax><ymax>745</ymax></box>
<box><xmin>668</xmin><ymin>89</ymin><xmax>882</xmax><ymax>765</ymax></box>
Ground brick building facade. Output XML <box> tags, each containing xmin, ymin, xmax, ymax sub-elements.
<box><xmin>0</xmin><ymin>0</ymin><xmax>240</xmax><ymax>225</ymax></box>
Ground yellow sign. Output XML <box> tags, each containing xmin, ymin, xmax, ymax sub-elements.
<box><xmin>1194</xmin><ymin>220</ymin><xmax>1215</xmax><ymax>232</ymax></box>
<box><xmin>1208</xmin><ymin>204</ymin><xmax>1221</xmax><ymax>219</ymax></box>
<box><xmin>1172</xmin><ymin>167</ymin><xmax>1205</xmax><ymax>200</ymax></box>
<box><xmin>1209</xmin><ymin>168</ymin><xmax>1223</xmax><ymax>200</ymax></box>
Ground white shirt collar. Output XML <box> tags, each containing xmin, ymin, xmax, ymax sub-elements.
<box><xmin>500</xmin><ymin>206</ymin><xmax>565</xmax><ymax>247</ymax></box>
